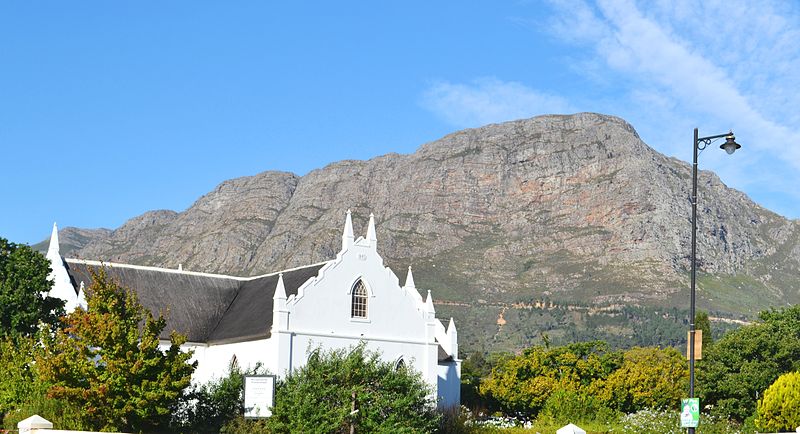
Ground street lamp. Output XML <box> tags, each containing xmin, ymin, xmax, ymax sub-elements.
<box><xmin>688</xmin><ymin>128</ymin><xmax>740</xmax><ymax>433</ymax></box>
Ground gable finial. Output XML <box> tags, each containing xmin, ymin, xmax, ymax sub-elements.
<box><xmin>342</xmin><ymin>209</ymin><xmax>354</xmax><ymax>251</ymax></box>
<box><xmin>448</xmin><ymin>317</ymin><xmax>457</xmax><ymax>334</ymax></box>
<box><xmin>366</xmin><ymin>213</ymin><xmax>377</xmax><ymax>249</ymax></box>
<box><xmin>77</xmin><ymin>281</ymin><xmax>88</xmax><ymax>311</ymax></box>
<box><xmin>46</xmin><ymin>222</ymin><xmax>60</xmax><ymax>259</ymax></box>
<box><xmin>425</xmin><ymin>290</ymin><xmax>435</xmax><ymax>315</ymax></box>
<box><xmin>405</xmin><ymin>266</ymin><xmax>416</xmax><ymax>289</ymax></box>
<box><xmin>274</xmin><ymin>273</ymin><xmax>287</xmax><ymax>301</ymax></box>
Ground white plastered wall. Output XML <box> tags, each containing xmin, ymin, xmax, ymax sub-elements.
<box><xmin>284</xmin><ymin>235</ymin><xmax>440</xmax><ymax>390</ymax></box>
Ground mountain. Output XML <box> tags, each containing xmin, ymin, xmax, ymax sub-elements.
<box><xmin>45</xmin><ymin>113</ymin><xmax>800</xmax><ymax>352</ymax></box>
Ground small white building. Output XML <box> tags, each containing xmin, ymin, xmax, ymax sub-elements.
<box><xmin>46</xmin><ymin>211</ymin><xmax>460</xmax><ymax>407</ymax></box>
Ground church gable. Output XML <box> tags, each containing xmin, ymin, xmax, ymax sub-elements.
<box><xmin>287</xmin><ymin>212</ymin><xmax>429</xmax><ymax>342</ymax></box>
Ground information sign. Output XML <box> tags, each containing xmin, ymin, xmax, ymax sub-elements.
<box><xmin>244</xmin><ymin>375</ymin><xmax>276</xmax><ymax>418</ymax></box>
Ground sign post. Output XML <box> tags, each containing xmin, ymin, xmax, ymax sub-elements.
<box><xmin>680</xmin><ymin>398</ymin><xmax>700</xmax><ymax>429</ymax></box>
<box><xmin>244</xmin><ymin>375</ymin><xmax>276</xmax><ymax>418</ymax></box>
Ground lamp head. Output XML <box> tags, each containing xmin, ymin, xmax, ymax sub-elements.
<box><xmin>720</xmin><ymin>133</ymin><xmax>741</xmax><ymax>155</ymax></box>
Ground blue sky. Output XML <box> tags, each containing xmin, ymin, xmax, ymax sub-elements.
<box><xmin>2</xmin><ymin>0</ymin><xmax>799</xmax><ymax>244</ymax></box>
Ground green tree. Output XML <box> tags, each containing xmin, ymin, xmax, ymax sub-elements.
<box><xmin>0</xmin><ymin>237</ymin><xmax>64</xmax><ymax>338</ymax></box>
<box><xmin>755</xmin><ymin>371</ymin><xmax>800</xmax><ymax>432</ymax></box>
<box><xmin>699</xmin><ymin>305</ymin><xmax>800</xmax><ymax>422</ymax></box>
<box><xmin>0</xmin><ymin>336</ymin><xmax>42</xmax><ymax>420</ymax></box>
<box><xmin>480</xmin><ymin>341</ymin><xmax>620</xmax><ymax>416</ymax></box>
<box><xmin>696</xmin><ymin>310</ymin><xmax>713</xmax><ymax>348</ymax></box>
<box><xmin>266</xmin><ymin>344</ymin><xmax>439</xmax><ymax>434</ymax></box>
<box><xmin>596</xmin><ymin>346</ymin><xmax>687</xmax><ymax>413</ymax></box>
<box><xmin>36</xmin><ymin>268</ymin><xmax>196</xmax><ymax>432</ymax></box>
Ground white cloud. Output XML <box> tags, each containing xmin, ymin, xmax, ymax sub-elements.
<box><xmin>421</xmin><ymin>77</ymin><xmax>572</xmax><ymax>128</ymax></box>
<box><xmin>545</xmin><ymin>0</ymin><xmax>800</xmax><ymax>216</ymax></box>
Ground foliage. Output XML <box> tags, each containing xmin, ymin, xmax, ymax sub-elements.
<box><xmin>460</xmin><ymin>351</ymin><xmax>507</xmax><ymax>414</ymax></box>
<box><xmin>266</xmin><ymin>343</ymin><xmax>439</xmax><ymax>433</ymax></box>
<box><xmin>696</xmin><ymin>310</ymin><xmax>713</xmax><ymax>348</ymax></box>
<box><xmin>755</xmin><ymin>371</ymin><xmax>800</xmax><ymax>432</ymax></box>
<box><xmin>0</xmin><ymin>336</ymin><xmax>40</xmax><ymax>419</ymax></box>
<box><xmin>174</xmin><ymin>361</ymin><xmax>269</xmax><ymax>433</ymax></box>
<box><xmin>220</xmin><ymin>415</ymin><xmax>271</xmax><ymax>434</ymax></box>
<box><xmin>595</xmin><ymin>347</ymin><xmax>687</xmax><ymax>413</ymax></box>
<box><xmin>698</xmin><ymin>305</ymin><xmax>800</xmax><ymax>421</ymax></box>
<box><xmin>479</xmin><ymin>341</ymin><xmax>619</xmax><ymax>416</ymax></box>
<box><xmin>2</xmin><ymin>388</ymin><xmax>87</xmax><ymax>431</ymax></box>
<box><xmin>35</xmin><ymin>267</ymin><xmax>196</xmax><ymax>433</ymax></box>
<box><xmin>0</xmin><ymin>237</ymin><xmax>64</xmax><ymax>338</ymax></box>
<box><xmin>538</xmin><ymin>389</ymin><xmax>617</xmax><ymax>425</ymax></box>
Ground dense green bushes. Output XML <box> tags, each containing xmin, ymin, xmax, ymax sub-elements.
<box><xmin>755</xmin><ymin>371</ymin><xmax>800</xmax><ymax>432</ymax></box>
<box><xmin>479</xmin><ymin>342</ymin><xmax>685</xmax><ymax>419</ymax></box>
<box><xmin>699</xmin><ymin>305</ymin><xmax>800</xmax><ymax>422</ymax></box>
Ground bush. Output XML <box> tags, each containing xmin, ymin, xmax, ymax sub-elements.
<box><xmin>266</xmin><ymin>344</ymin><xmax>439</xmax><ymax>433</ymax></box>
<box><xmin>596</xmin><ymin>346</ymin><xmax>687</xmax><ymax>413</ymax></box>
<box><xmin>755</xmin><ymin>371</ymin><xmax>800</xmax><ymax>432</ymax></box>
<box><xmin>2</xmin><ymin>389</ymin><xmax>87</xmax><ymax>431</ymax></box>
<box><xmin>538</xmin><ymin>389</ymin><xmax>617</xmax><ymax>425</ymax></box>
<box><xmin>172</xmin><ymin>362</ymin><xmax>268</xmax><ymax>433</ymax></box>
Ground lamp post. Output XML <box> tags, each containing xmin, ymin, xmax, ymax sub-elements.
<box><xmin>688</xmin><ymin>128</ymin><xmax>740</xmax><ymax>433</ymax></box>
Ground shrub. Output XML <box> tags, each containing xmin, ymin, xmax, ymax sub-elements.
<box><xmin>172</xmin><ymin>362</ymin><xmax>268</xmax><ymax>433</ymax></box>
<box><xmin>755</xmin><ymin>371</ymin><xmax>800</xmax><ymax>432</ymax></box>
<box><xmin>538</xmin><ymin>389</ymin><xmax>617</xmax><ymax>425</ymax></box>
<box><xmin>266</xmin><ymin>344</ymin><xmax>439</xmax><ymax>433</ymax></box>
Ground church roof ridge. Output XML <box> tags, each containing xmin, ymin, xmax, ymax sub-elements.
<box><xmin>64</xmin><ymin>258</ymin><xmax>333</xmax><ymax>282</ymax></box>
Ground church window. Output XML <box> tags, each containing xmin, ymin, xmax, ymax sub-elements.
<box><xmin>395</xmin><ymin>357</ymin><xmax>406</xmax><ymax>371</ymax></box>
<box><xmin>351</xmin><ymin>280</ymin><xmax>368</xmax><ymax>318</ymax></box>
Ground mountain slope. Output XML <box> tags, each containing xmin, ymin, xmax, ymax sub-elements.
<box><xmin>49</xmin><ymin>113</ymin><xmax>800</xmax><ymax>351</ymax></box>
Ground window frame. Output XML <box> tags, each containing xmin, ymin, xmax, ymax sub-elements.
<box><xmin>350</xmin><ymin>279</ymin><xmax>369</xmax><ymax>319</ymax></box>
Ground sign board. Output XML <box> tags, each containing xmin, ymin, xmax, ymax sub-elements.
<box><xmin>680</xmin><ymin>398</ymin><xmax>700</xmax><ymax>428</ymax></box>
<box><xmin>686</xmin><ymin>330</ymin><xmax>703</xmax><ymax>360</ymax></box>
<box><xmin>244</xmin><ymin>375</ymin><xmax>276</xmax><ymax>418</ymax></box>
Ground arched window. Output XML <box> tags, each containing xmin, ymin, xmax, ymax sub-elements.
<box><xmin>351</xmin><ymin>280</ymin><xmax>368</xmax><ymax>318</ymax></box>
<box><xmin>395</xmin><ymin>357</ymin><xmax>406</xmax><ymax>371</ymax></box>
<box><xmin>229</xmin><ymin>354</ymin><xmax>239</xmax><ymax>371</ymax></box>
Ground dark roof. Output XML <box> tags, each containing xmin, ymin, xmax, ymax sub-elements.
<box><xmin>207</xmin><ymin>264</ymin><xmax>326</xmax><ymax>344</ymax></box>
<box><xmin>64</xmin><ymin>260</ymin><xmax>326</xmax><ymax>344</ymax></box>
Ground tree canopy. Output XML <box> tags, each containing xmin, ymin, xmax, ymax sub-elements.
<box><xmin>480</xmin><ymin>341</ymin><xmax>619</xmax><ymax>415</ymax></box>
<box><xmin>698</xmin><ymin>305</ymin><xmax>800</xmax><ymax>421</ymax></box>
<box><xmin>595</xmin><ymin>346</ymin><xmax>687</xmax><ymax>413</ymax></box>
<box><xmin>36</xmin><ymin>268</ymin><xmax>196</xmax><ymax>433</ymax></box>
<box><xmin>0</xmin><ymin>237</ymin><xmax>64</xmax><ymax>337</ymax></box>
<box><xmin>266</xmin><ymin>344</ymin><xmax>439</xmax><ymax>434</ymax></box>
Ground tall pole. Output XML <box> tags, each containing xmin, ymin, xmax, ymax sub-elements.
<box><xmin>689</xmin><ymin>128</ymin><xmax>699</xmax><ymax>434</ymax></box>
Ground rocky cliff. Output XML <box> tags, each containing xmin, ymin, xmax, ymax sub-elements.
<box><xmin>45</xmin><ymin>113</ymin><xmax>800</xmax><ymax>351</ymax></box>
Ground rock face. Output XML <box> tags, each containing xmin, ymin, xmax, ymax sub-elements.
<box><xmin>50</xmin><ymin>113</ymin><xmax>800</xmax><ymax>350</ymax></box>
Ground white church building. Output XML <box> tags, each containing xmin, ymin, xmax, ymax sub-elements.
<box><xmin>46</xmin><ymin>211</ymin><xmax>461</xmax><ymax>408</ymax></box>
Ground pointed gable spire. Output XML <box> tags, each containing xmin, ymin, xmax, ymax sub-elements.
<box><xmin>448</xmin><ymin>317</ymin><xmax>457</xmax><ymax>334</ymax></box>
<box><xmin>342</xmin><ymin>209</ymin><xmax>354</xmax><ymax>251</ymax></box>
<box><xmin>274</xmin><ymin>273</ymin><xmax>287</xmax><ymax>302</ymax></box>
<box><xmin>366</xmin><ymin>213</ymin><xmax>377</xmax><ymax>248</ymax></box>
<box><xmin>46</xmin><ymin>222</ymin><xmax>60</xmax><ymax>259</ymax></box>
<box><xmin>77</xmin><ymin>281</ymin><xmax>88</xmax><ymax>311</ymax></box>
<box><xmin>404</xmin><ymin>266</ymin><xmax>416</xmax><ymax>289</ymax></box>
<box><xmin>425</xmin><ymin>290</ymin><xmax>435</xmax><ymax>316</ymax></box>
<box><xmin>273</xmin><ymin>273</ymin><xmax>289</xmax><ymax>332</ymax></box>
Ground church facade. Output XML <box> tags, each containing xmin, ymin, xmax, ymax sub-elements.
<box><xmin>46</xmin><ymin>211</ymin><xmax>461</xmax><ymax>408</ymax></box>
